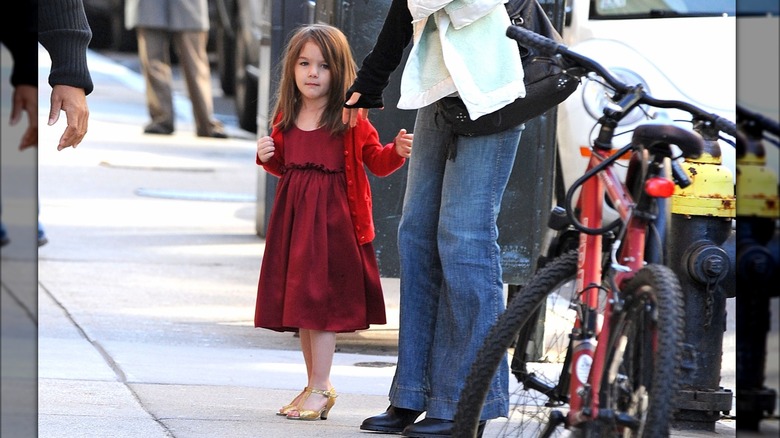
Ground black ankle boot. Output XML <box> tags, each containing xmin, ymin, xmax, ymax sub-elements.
<box><xmin>401</xmin><ymin>417</ymin><xmax>486</xmax><ymax>437</ymax></box>
<box><xmin>360</xmin><ymin>406</ymin><xmax>425</xmax><ymax>433</ymax></box>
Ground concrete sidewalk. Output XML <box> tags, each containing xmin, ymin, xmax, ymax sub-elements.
<box><xmin>29</xmin><ymin>46</ymin><xmax>408</xmax><ymax>438</ymax></box>
<box><xmin>2</xmin><ymin>45</ymin><xmax>773</xmax><ymax>437</ymax></box>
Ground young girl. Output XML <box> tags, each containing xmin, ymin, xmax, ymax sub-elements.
<box><xmin>254</xmin><ymin>24</ymin><xmax>413</xmax><ymax>422</ymax></box>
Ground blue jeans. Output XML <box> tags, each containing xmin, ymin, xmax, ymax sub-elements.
<box><xmin>0</xmin><ymin>219</ymin><xmax>7</xmax><ymax>244</ymax></box>
<box><xmin>389</xmin><ymin>104</ymin><xmax>523</xmax><ymax>420</ymax></box>
<box><xmin>0</xmin><ymin>203</ymin><xmax>46</xmax><ymax>244</ymax></box>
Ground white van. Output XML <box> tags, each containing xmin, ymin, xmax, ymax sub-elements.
<box><xmin>735</xmin><ymin>1</ymin><xmax>779</xmax><ymax>173</ymax></box>
<box><xmin>555</xmin><ymin>0</ymin><xmax>737</xmax><ymax>189</ymax></box>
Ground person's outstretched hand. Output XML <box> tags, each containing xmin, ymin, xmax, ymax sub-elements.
<box><xmin>48</xmin><ymin>84</ymin><xmax>89</xmax><ymax>150</ymax></box>
<box><xmin>10</xmin><ymin>84</ymin><xmax>38</xmax><ymax>150</ymax></box>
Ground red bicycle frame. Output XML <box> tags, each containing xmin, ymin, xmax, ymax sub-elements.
<box><xmin>567</xmin><ymin>146</ymin><xmax>658</xmax><ymax>427</ymax></box>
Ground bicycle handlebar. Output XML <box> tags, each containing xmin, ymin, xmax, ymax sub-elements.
<box><xmin>737</xmin><ymin>104</ymin><xmax>780</xmax><ymax>137</ymax></box>
<box><xmin>505</xmin><ymin>25</ymin><xmax>737</xmax><ymax>137</ymax></box>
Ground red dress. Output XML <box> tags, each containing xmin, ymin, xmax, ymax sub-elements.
<box><xmin>254</xmin><ymin>126</ymin><xmax>387</xmax><ymax>333</ymax></box>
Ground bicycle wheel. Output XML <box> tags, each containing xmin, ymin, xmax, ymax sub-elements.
<box><xmin>453</xmin><ymin>251</ymin><xmax>579</xmax><ymax>438</ymax></box>
<box><xmin>595</xmin><ymin>264</ymin><xmax>684</xmax><ymax>437</ymax></box>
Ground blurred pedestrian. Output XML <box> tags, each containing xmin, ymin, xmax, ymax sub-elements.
<box><xmin>254</xmin><ymin>24</ymin><xmax>412</xmax><ymax>421</ymax></box>
<box><xmin>342</xmin><ymin>0</ymin><xmax>525</xmax><ymax>436</ymax></box>
<box><xmin>125</xmin><ymin>0</ymin><xmax>228</xmax><ymax>138</ymax></box>
<box><xmin>2</xmin><ymin>0</ymin><xmax>94</xmax><ymax>247</ymax></box>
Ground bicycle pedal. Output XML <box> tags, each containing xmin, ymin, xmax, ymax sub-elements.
<box><xmin>548</xmin><ymin>205</ymin><xmax>571</xmax><ymax>230</ymax></box>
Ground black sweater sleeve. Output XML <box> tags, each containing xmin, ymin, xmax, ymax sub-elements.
<box><xmin>345</xmin><ymin>0</ymin><xmax>413</xmax><ymax>108</ymax></box>
<box><xmin>1</xmin><ymin>0</ymin><xmax>38</xmax><ymax>87</ymax></box>
<box><xmin>37</xmin><ymin>0</ymin><xmax>94</xmax><ymax>95</ymax></box>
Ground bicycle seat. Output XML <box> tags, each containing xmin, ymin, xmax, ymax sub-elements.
<box><xmin>632</xmin><ymin>124</ymin><xmax>704</xmax><ymax>159</ymax></box>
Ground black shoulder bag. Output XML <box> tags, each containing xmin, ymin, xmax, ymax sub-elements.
<box><xmin>437</xmin><ymin>0</ymin><xmax>579</xmax><ymax>137</ymax></box>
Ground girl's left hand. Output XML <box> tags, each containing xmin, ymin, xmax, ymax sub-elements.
<box><xmin>394</xmin><ymin>129</ymin><xmax>413</xmax><ymax>158</ymax></box>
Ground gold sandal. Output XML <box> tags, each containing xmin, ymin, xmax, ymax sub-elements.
<box><xmin>286</xmin><ymin>388</ymin><xmax>338</xmax><ymax>421</ymax></box>
<box><xmin>277</xmin><ymin>387</ymin><xmax>310</xmax><ymax>416</ymax></box>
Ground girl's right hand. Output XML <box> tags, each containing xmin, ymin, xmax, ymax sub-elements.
<box><xmin>257</xmin><ymin>135</ymin><xmax>275</xmax><ymax>163</ymax></box>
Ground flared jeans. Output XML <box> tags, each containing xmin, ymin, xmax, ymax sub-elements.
<box><xmin>389</xmin><ymin>103</ymin><xmax>524</xmax><ymax>420</ymax></box>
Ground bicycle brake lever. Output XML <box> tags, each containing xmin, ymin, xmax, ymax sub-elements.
<box><xmin>671</xmin><ymin>160</ymin><xmax>692</xmax><ymax>188</ymax></box>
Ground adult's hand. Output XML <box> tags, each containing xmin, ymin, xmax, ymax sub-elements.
<box><xmin>48</xmin><ymin>84</ymin><xmax>89</xmax><ymax>150</ymax></box>
<box><xmin>10</xmin><ymin>84</ymin><xmax>38</xmax><ymax>150</ymax></box>
<box><xmin>342</xmin><ymin>91</ymin><xmax>369</xmax><ymax>128</ymax></box>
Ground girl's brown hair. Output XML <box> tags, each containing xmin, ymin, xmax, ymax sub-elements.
<box><xmin>271</xmin><ymin>24</ymin><xmax>356</xmax><ymax>135</ymax></box>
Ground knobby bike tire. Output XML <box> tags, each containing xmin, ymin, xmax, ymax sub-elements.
<box><xmin>453</xmin><ymin>255</ymin><xmax>685</xmax><ymax>437</ymax></box>
<box><xmin>453</xmin><ymin>251</ymin><xmax>579</xmax><ymax>438</ymax></box>
<box><xmin>594</xmin><ymin>263</ymin><xmax>685</xmax><ymax>437</ymax></box>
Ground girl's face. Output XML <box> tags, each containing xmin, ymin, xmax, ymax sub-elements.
<box><xmin>294</xmin><ymin>40</ymin><xmax>331</xmax><ymax>104</ymax></box>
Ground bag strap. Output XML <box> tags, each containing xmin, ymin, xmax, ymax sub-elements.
<box><xmin>505</xmin><ymin>0</ymin><xmax>563</xmax><ymax>43</ymax></box>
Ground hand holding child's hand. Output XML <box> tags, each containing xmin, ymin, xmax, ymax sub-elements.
<box><xmin>257</xmin><ymin>136</ymin><xmax>275</xmax><ymax>163</ymax></box>
<box><xmin>342</xmin><ymin>91</ymin><xmax>369</xmax><ymax>128</ymax></box>
<box><xmin>394</xmin><ymin>129</ymin><xmax>413</xmax><ymax>158</ymax></box>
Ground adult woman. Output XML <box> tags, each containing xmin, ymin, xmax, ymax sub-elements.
<box><xmin>343</xmin><ymin>1</ymin><xmax>526</xmax><ymax>436</ymax></box>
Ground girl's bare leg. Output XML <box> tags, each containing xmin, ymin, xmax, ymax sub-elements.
<box><xmin>278</xmin><ymin>329</ymin><xmax>315</xmax><ymax>413</ymax></box>
<box><xmin>299</xmin><ymin>329</ymin><xmax>314</xmax><ymax>380</ymax></box>
<box><xmin>296</xmin><ymin>329</ymin><xmax>336</xmax><ymax>413</ymax></box>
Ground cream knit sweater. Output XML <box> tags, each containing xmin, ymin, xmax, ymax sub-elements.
<box><xmin>398</xmin><ymin>0</ymin><xmax>525</xmax><ymax>119</ymax></box>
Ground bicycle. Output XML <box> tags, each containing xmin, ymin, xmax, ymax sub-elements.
<box><xmin>452</xmin><ymin>24</ymin><xmax>738</xmax><ymax>437</ymax></box>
